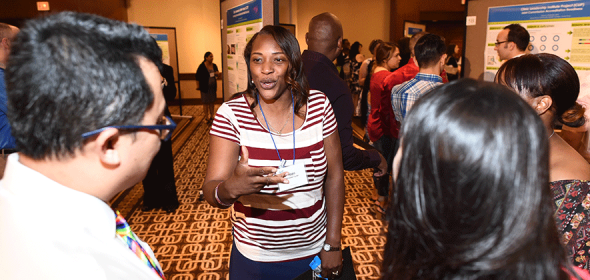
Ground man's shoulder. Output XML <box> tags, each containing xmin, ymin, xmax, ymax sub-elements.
<box><xmin>392</xmin><ymin>77</ymin><xmax>417</xmax><ymax>95</ymax></box>
<box><xmin>385</xmin><ymin>63</ymin><xmax>418</xmax><ymax>89</ymax></box>
<box><xmin>414</xmin><ymin>73</ymin><xmax>444</xmax><ymax>84</ymax></box>
<box><xmin>305</xmin><ymin>64</ymin><xmax>348</xmax><ymax>99</ymax></box>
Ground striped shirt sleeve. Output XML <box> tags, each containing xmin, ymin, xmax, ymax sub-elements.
<box><xmin>209</xmin><ymin>101</ymin><xmax>241</xmax><ymax>144</ymax></box>
<box><xmin>320</xmin><ymin>94</ymin><xmax>337</xmax><ymax>139</ymax></box>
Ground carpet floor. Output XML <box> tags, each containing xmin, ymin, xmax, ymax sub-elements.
<box><xmin>109</xmin><ymin>104</ymin><xmax>387</xmax><ymax>280</ymax></box>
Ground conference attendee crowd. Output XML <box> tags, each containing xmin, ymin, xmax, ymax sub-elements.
<box><xmin>1</xmin><ymin>10</ymin><xmax>590</xmax><ymax>280</ymax></box>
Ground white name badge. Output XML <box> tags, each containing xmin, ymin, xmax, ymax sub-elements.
<box><xmin>210</xmin><ymin>72</ymin><xmax>215</xmax><ymax>77</ymax></box>
<box><xmin>277</xmin><ymin>163</ymin><xmax>309</xmax><ymax>192</ymax></box>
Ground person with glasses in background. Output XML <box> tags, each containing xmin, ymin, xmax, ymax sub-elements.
<box><xmin>0</xmin><ymin>12</ymin><xmax>174</xmax><ymax>279</ymax></box>
<box><xmin>494</xmin><ymin>23</ymin><xmax>530</xmax><ymax>61</ymax></box>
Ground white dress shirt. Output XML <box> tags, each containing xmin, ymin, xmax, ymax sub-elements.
<box><xmin>0</xmin><ymin>153</ymin><xmax>162</xmax><ymax>280</ymax></box>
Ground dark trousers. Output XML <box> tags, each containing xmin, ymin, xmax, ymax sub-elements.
<box><xmin>229</xmin><ymin>241</ymin><xmax>316</xmax><ymax>280</ymax></box>
<box><xmin>142</xmin><ymin>139</ymin><xmax>179</xmax><ymax>209</ymax></box>
<box><xmin>372</xmin><ymin>135</ymin><xmax>398</xmax><ymax>197</ymax></box>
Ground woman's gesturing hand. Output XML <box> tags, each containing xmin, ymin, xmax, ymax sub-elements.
<box><xmin>223</xmin><ymin>146</ymin><xmax>289</xmax><ymax>200</ymax></box>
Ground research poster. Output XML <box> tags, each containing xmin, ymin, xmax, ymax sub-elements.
<box><xmin>151</xmin><ymin>34</ymin><xmax>170</xmax><ymax>66</ymax></box>
<box><xmin>404</xmin><ymin>22</ymin><xmax>426</xmax><ymax>38</ymax></box>
<box><xmin>226</xmin><ymin>0</ymin><xmax>263</xmax><ymax>96</ymax></box>
<box><xmin>485</xmin><ymin>0</ymin><xmax>590</xmax><ymax>100</ymax></box>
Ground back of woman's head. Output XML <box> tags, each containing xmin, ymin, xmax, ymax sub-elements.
<box><xmin>446</xmin><ymin>44</ymin><xmax>457</xmax><ymax>58</ymax></box>
<box><xmin>369</xmin><ymin>39</ymin><xmax>383</xmax><ymax>55</ymax></box>
<box><xmin>349</xmin><ymin>41</ymin><xmax>361</xmax><ymax>62</ymax></box>
<box><xmin>373</xmin><ymin>42</ymin><xmax>396</xmax><ymax>69</ymax></box>
<box><xmin>383</xmin><ymin>79</ymin><xmax>569</xmax><ymax>280</ymax></box>
<box><xmin>496</xmin><ymin>53</ymin><xmax>585</xmax><ymax>127</ymax></box>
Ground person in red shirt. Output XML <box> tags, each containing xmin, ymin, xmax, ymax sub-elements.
<box><xmin>367</xmin><ymin>42</ymin><xmax>401</xmax><ymax>213</ymax></box>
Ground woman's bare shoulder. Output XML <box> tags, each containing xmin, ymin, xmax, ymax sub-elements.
<box><xmin>550</xmin><ymin>137</ymin><xmax>590</xmax><ymax>181</ymax></box>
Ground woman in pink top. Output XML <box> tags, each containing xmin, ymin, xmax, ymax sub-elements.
<box><xmin>367</xmin><ymin>42</ymin><xmax>401</xmax><ymax>213</ymax></box>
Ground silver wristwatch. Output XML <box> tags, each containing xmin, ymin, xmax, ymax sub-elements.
<box><xmin>323</xmin><ymin>243</ymin><xmax>341</xmax><ymax>252</ymax></box>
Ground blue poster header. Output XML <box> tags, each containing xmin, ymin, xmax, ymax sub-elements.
<box><xmin>227</xmin><ymin>0</ymin><xmax>262</xmax><ymax>27</ymax></box>
<box><xmin>489</xmin><ymin>0</ymin><xmax>590</xmax><ymax>23</ymax></box>
<box><xmin>150</xmin><ymin>34</ymin><xmax>168</xmax><ymax>41</ymax></box>
<box><xmin>408</xmin><ymin>27</ymin><xmax>423</xmax><ymax>35</ymax></box>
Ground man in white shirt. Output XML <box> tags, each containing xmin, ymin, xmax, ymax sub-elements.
<box><xmin>0</xmin><ymin>12</ymin><xmax>175</xmax><ymax>279</ymax></box>
<box><xmin>494</xmin><ymin>23</ymin><xmax>530</xmax><ymax>61</ymax></box>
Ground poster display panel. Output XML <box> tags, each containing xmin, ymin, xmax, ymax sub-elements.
<box><xmin>226</xmin><ymin>0</ymin><xmax>263</xmax><ymax>96</ymax></box>
<box><xmin>484</xmin><ymin>0</ymin><xmax>590</xmax><ymax>100</ymax></box>
<box><xmin>152</xmin><ymin>34</ymin><xmax>171</xmax><ymax>66</ymax></box>
<box><xmin>404</xmin><ymin>21</ymin><xmax>426</xmax><ymax>38</ymax></box>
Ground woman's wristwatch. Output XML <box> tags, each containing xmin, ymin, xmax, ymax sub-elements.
<box><xmin>323</xmin><ymin>243</ymin><xmax>341</xmax><ymax>252</ymax></box>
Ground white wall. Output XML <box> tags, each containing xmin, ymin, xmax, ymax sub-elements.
<box><xmin>293</xmin><ymin>0</ymin><xmax>390</xmax><ymax>58</ymax></box>
<box><xmin>127</xmin><ymin>0</ymin><xmax>222</xmax><ymax>99</ymax></box>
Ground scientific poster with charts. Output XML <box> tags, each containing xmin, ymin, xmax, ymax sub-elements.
<box><xmin>226</xmin><ymin>0</ymin><xmax>263</xmax><ymax>96</ymax></box>
<box><xmin>484</xmin><ymin>0</ymin><xmax>590</xmax><ymax>101</ymax></box>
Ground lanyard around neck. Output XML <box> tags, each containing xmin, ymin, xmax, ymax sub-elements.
<box><xmin>257</xmin><ymin>92</ymin><xmax>296</xmax><ymax>167</ymax></box>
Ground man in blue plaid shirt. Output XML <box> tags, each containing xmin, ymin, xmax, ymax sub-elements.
<box><xmin>391</xmin><ymin>34</ymin><xmax>446</xmax><ymax>122</ymax></box>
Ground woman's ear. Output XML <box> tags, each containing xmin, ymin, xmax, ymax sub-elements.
<box><xmin>532</xmin><ymin>95</ymin><xmax>553</xmax><ymax>115</ymax></box>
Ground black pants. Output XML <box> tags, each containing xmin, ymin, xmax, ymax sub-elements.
<box><xmin>142</xmin><ymin>139</ymin><xmax>179</xmax><ymax>209</ymax></box>
<box><xmin>372</xmin><ymin>135</ymin><xmax>398</xmax><ymax>197</ymax></box>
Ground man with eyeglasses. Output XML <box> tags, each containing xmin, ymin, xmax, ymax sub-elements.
<box><xmin>494</xmin><ymin>23</ymin><xmax>530</xmax><ymax>61</ymax></box>
<box><xmin>0</xmin><ymin>12</ymin><xmax>174</xmax><ymax>279</ymax></box>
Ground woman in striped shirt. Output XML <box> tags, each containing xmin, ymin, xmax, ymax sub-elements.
<box><xmin>203</xmin><ymin>25</ymin><xmax>345</xmax><ymax>279</ymax></box>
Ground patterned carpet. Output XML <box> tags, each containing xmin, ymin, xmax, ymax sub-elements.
<box><xmin>109</xmin><ymin>104</ymin><xmax>387</xmax><ymax>280</ymax></box>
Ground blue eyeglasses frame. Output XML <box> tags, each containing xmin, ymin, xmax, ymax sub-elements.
<box><xmin>81</xmin><ymin>115</ymin><xmax>177</xmax><ymax>141</ymax></box>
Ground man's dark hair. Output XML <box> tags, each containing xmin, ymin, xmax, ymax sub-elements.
<box><xmin>414</xmin><ymin>34</ymin><xmax>446</xmax><ymax>68</ymax></box>
<box><xmin>505</xmin><ymin>24</ymin><xmax>530</xmax><ymax>52</ymax></box>
<box><xmin>5</xmin><ymin>12</ymin><xmax>163</xmax><ymax>159</ymax></box>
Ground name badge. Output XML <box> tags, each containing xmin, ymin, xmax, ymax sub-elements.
<box><xmin>277</xmin><ymin>163</ymin><xmax>308</xmax><ymax>192</ymax></box>
<box><xmin>210</xmin><ymin>72</ymin><xmax>215</xmax><ymax>77</ymax></box>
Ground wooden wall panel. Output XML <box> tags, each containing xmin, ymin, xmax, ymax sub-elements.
<box><xmin>390</xmin><ymin>0</ymin><xmax>465</xmax><ymax>42</ymax></box>
<box><xmin>0</xmin><ymin>0</ymin><xmax>127</xmax><ymax>26</ymax></box>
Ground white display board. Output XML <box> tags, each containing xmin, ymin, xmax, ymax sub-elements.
<box><xmin>484</xmin><ymin>0</ymin><xmax>590</xmax><ymax>101</ymax></box>
<box><xmin>225</xmin><ymin>0</ymin><xmax>263</xmax><ymax>97</ymax></box>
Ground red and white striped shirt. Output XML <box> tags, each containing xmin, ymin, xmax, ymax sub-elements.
<box><xmin>210</xmin><ymin>90</ymin><xmax>337</xmax><ymax>262</ymax></box>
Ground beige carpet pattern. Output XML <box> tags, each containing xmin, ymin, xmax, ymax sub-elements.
<box><xmin>110</xmin><ymin>105</ymin><xmax>387</xmax><ymax>280</ymax></box>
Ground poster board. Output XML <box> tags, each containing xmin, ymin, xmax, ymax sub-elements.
<box><xmin>404</xmin><ymin>21</ymin><xmax>426</xmax><ymax>38</ymax></box>
<box><xmin>145</xmin><ymin>27</ymin><xmax>184</xmax><ymax>115</ymax></box>
<box><xmin>225</xmin><ymin>0</ymin><xmax>263</xmax><ymax>97</ymax></box>
<box><xmin>482</xmin><ymin>0</ymin><xmax>590</xmax><ymax>96</ymax></box>
<box><xmin>465</xmin><ymin>0</ymin><xmax>551</xmax><ymax>80</ymax></box>
<box><xmin>145</xmin><ymin>27</ymin><xmax>179</xmax><ymax>82</ymax></box>
<box><xmin>221</xmin><ymin>0</ymin><xmax>277</xmax><ymax>101</ymax></box>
